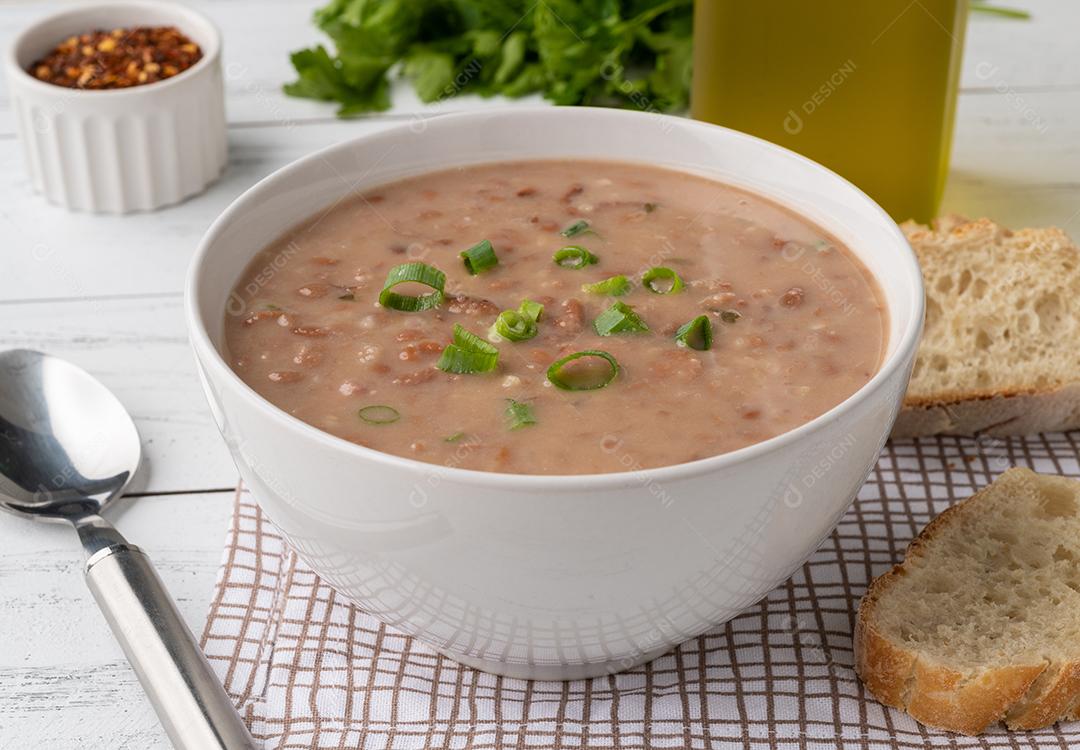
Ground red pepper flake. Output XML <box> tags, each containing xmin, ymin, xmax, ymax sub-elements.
<box><xmin>27</xmin><ymin>26</ymin><xmax>202</xmax><ymax>90</ymax></box>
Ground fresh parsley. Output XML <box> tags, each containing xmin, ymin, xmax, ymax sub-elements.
<box><xmin>285</xmin><ymin>0</ymin><xmax>1028</xmax><ymax>117</ymax></box>
<box><xmin>285</xmin><ymin>0</ymin><xmax>694</xmax><ymax>116</ymax></box>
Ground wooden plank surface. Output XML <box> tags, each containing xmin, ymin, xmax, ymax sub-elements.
<box><xmin>0</xmin><ymin>295</ymin><xmax>238</xmax><ymax>493</ymax></box>
<box><xmin>0</xmin><ymin>491</ymin><xmax>233</xmax><ymax>750</ymax></box>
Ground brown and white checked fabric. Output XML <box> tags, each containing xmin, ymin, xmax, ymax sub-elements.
<box><xmin>201</xmin><ymin>435</ymin><xmax>1080</xmax><ymax>750</ymax></box>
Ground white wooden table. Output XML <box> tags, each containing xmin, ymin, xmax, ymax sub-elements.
<box><xmin>0</xmin><ymin>1</ymin><xmax>1077</xmax><ymax>746</ymax></box>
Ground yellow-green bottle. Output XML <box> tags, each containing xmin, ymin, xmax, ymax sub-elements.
<box><xmin>692</xmin><ymin>0</ymin><xmax>967</xmax><ymax>224</ymax></box>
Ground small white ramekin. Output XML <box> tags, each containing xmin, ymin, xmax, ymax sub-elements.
<box><xmin>5</xmin><ymin>1</ymin><xmax>226</xmax><ymax>214</ymax></box>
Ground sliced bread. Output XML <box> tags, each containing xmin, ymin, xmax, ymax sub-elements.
<box><xmin>893</xmin><ymin>216</ymin><xmax>1080</xmax><ymax>437</ymax></box>
<box><xmin>855</xmin><ymin>468</ymin><xmax>1080</xmax><ymax>734</ymax></box>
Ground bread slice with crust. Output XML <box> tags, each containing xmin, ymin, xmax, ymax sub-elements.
<box><xmin>893</xmin><ymin>216</ymin><xmax>1080</xmax><ymax>437</ymax></box>
<box><xmin>855</xmin><ymin>468</ymin><xmax>1080</xmax><ymax>734</ymax></box>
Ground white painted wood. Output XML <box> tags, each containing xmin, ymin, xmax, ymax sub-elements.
<box><xmin>1</xmin><ymin>118</ymin><xmax>398</xmax><ymax>303</ymax></box>
<box><xmin>0</xmin><ymin>1</ymin><xmax>1076</xmax><ymax>137</ymax></box>
<box><xmin>963</xmin><ymin>0</ymin><xmax>1080</xmax><ymax>92</ymax></box>
<box><xmin>0</xmin><ymin>0</ymin><xmax>1076</xmax><ymax>745</ymax></box>
<box><xmin>942</xmin><ymin>89</ymin><xmax>1080</xmax><ymax>232</ymax></box>
<box><xmin>0</xmin><ymin>296</ymin><xmax>240</xmax><ymax>493</ymax></box>
<box><xmin>0</xmin><ymin>491</ymin><xmax>233</xmax><ymax>750</ymax></box>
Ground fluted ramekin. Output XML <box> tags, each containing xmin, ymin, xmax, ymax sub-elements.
<box><xmin>5</xmin><ymin>1</ymin><xmax>226</xmax><ymax>214</ymax></box>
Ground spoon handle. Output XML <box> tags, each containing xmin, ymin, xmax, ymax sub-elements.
<box><xmin>85</xmin><ymin>541</ymin><xmax>258</xmax><ymax>749</ymax></box>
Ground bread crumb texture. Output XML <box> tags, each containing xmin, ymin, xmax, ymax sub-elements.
<box><xmin>903</xmin><ymin>216</ymin><xmax>1080</xmax><ymax>404</ymax></box>
<box><xmin>856</xmin><ymin>468</ymin><xmax>1080</xmax><ymax>734</ymax></box>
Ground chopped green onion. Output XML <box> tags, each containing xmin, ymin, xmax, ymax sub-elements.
<box><xmin>719</xmin><ymin>309</ymin><xmax>742</xmax><ymax>324</ymax></box>
<box><xmin>643</xmin><ymin>202</ymin><xmax>658</xmax><ymax>213</ymax></box>
<box><xmin>494</xmin><ymin>310</ymin><xmax>538</xmax><ymax>342</ymax></box>
<box><xmin>518</xmin><ymin>299</ymin><xmax>544</xmax><ymax>322</ymax></box>
<box><xmin>675</xmin><ymin>315</ymin><xmax>713</xmax><ymax>351</ymax></box>
<box><xmin>358</xmin><ymin>405</ymin><xmax>401</xmax><ymax>424</ymax></box>
<box><xmin>378</xmin><ymin>262</ymin><xmax>446</xmax><ymax>312</ymax></box>
<box><xmin>970</xmin><ymin>2</ymin><xmax>1030</xmax><ymax>19</ymax></box>
<box><xmin>437</xmin><ymin>324</ymin><xmax>499</xmax><ymax>374</ymax></box>
<box><xmin>460</xmin><ymin>239</ymin><xmax>498</xmax><ymax>275</ymax></box>
<box><xmin>593</xmin><ymin>301</ymin><xmax>649</xmax><ymax>336</ymax></box>
<box><xmin>505</xmin><ymin>399</ymin><xmax>537</xmax><ymax>430</ymax></box>
<box><xmin>264</xmin><ymin>303</ymin><xmax>282</xmax><ymax>311</ymax></box>
<box><xmin>581</xmin><ymin>275</ymin><xmax>630</xmax><ymax>296</ymax></box>
<box><xmin>560</xmin><ymin>219</ymin><xmax>594</xmax><ymax>238</ymax></box>
<box><xmin>491</xmin><ymin>299</ymin><xmax>544</xmax><ymax>342</ymax></box>
<box><xmin>444</xmin><ymin>431</ymin><xmax>465</xmax><ymax>443</ymax></box>
<box><xmin>546</xmin><ymin>350</ymin><xmax>619</xmax><ymax>391</ymax></box>
<box><xmin>554</xmin><ymin>245</ymin><xmax>598</xmax><ymax>269</ymax></box>
<box><xmin>641</xmin><ymin>266</ymin><xmax>684</xmax><ymax>294</ymax></box>
<box><xmin>337</xmin><ymin>292</ymin><xmax>355</xmax><ymax>301</ymax></box>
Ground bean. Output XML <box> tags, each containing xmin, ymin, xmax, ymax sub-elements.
<box><xmin>399</xmin><ymin>342</ymin><xmax>442</xmax><ymax>361</ymax></box>
<box><xmin>296</xmin><ymin>283</ymin><xmax>331</xmax><ymax>298</ymax></box>
<box><xmin>780</xmin><ymin>287</ymin><xmax>805</xmax><ymax>308</ymax></box>
<box><xmin>242</xmin><ymin>310</ymin><xmax>284</xmax><ymax>326</ymax></box>
<box><xmin>393</xmin><ymin>368</ymin><xmax>437</xmax><ymax>386</ymax></box>
<box><xmin>338</xmin><ymin>380</ymin><xmax>367</xmax><ymax>396</ymax></box>
<box><xmin>446</xmin><ymin>294</ymin><xmax>499</xmax><ymax>316</ymax></box>
<box><xmin>553</xmin><ymin>298</ymin><xmax>584</xmax><ymax>335</ymax></box>
<box><xmin>293</xmin><ymin>345</ymin><xmax>322</xmax><ymax>366</ymax></box>
<box><xmin>292</xmin><ymin>326</ymin><xmax>330</xmax><ymax>337</ymax></box>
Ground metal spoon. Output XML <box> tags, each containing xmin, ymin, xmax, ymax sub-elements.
<box><xmin>0</xmin><ymin>349</ymin><xmax>255</xmax><ymax>750</ymax></box>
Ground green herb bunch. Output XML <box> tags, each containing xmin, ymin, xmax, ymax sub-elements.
<box><xmin>285</xmin><ymin>0</ymin><xmax>694</xmax><ymax>116</ymax></box>
<box><xmin>285</xmin><ymin>0</ymin><xmax>1028</xmax><ymax>117</ymax></box>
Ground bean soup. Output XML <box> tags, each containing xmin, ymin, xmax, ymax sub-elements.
<box><xmin>224</xmin><ymin>160</ymin><xmax>886</xmax><ymax>474</ymax></box>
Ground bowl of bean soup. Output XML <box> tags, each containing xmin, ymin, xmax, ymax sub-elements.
<box><xmin>186</xmin><ymin>107</ymin><xmax>923</xmax><ymax>678</ymax></box>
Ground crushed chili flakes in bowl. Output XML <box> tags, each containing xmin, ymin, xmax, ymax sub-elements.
<box><xmin>28</xmin><ymin>26</ymin><xmax>202</xmax><ymax>90</ymax></box>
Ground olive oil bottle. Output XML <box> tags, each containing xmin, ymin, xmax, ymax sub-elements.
<box><xmin>691</xmin><ymin>0</ymin><xmax>967</xmax><ymax>223</ymax></box>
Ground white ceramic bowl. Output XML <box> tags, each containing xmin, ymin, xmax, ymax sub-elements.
<box><xmin>5</xmin><ymin>1</ymin><xmax>226</xmax><ymax>213</ymax></box>
<box><xmin>186</xmin><ymin>108</ymin><xmax>923</xmax><ymax>680</ymax></box>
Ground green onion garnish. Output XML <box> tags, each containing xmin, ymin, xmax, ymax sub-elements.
<box><xmin>378</xmin><ymin>262</ymin><xmax>446</xmax><ymax>312</ymax></box>
<box><xmin>436</xmin><ymin>324</ymin><xmax>500</xmax><ymax>374</ymax></box>
<box><xmin>675</xmin><ymin>315</ymin><xmax>713</xmax><ymax>351</ymax></box>
<box><xmin>546</xmin><ymin>350</ymin><xmax>619</xmax><ymax>391</ymax></box>
<box><xmin>720</xmin><ymin>309</ymin><xmax>742</xmax><ymax>324</ymax></box>
<box><xmin>460</xmin><ymin>239</ymin><xmax>498</xmax><ymax>275</ymax></box>
<box><xmin>491</xmin><ymin>299</ymin><xmax>544</xmax><ymax>342</ymax></box>
<box><xmin>518</xmin><ymin>299</ymin><xmax>544</xmax><ymax>322</ymax></box>
<box><xmin>494</xmin><ymin>310</ymin><xmax>538</xmax><ymax>342</ymax></box>
<box><xmin>593</xmin><ymin>301</ymin><xmax>649</xmax><ymax>336</ymax></box>
<box><xmin>560</xmin><ymin>219</ymin><xmax>594</xmax><ymax>238</ymax></box>
<box><xmin>358</xmin><ymin>405</ymin><xmax>401</xmax><ymax>424</ymax></box>
<box><xmin>505</xmin><ymin>399</ymin><xmax>537</xmax><ymax>430</ymax></box>
<box><xmin>445</xmin><ymin>431</ymin><xmax>465</xmax><ymax>442</ymax></box>
<box><xmin>641</xmin><ymin>266</ymin><xmax>684</xmax><ymax>294</ymax></box>
<box><xmin>644</xmin><ymin>202</ymin><xmax>658</xmax><ymax>213</ymax></box>
<box><xmin>581</xmin><ymin>275</ymin><xmax>630</xmax><ymax>296</ymax></box>
<box><xmin>554</xmin><ymin>245</ymin><xmax>598</xmax><ymax>269</ymax></box>
<box><xmin>970</xmin><ymin>2</ymin><xmax>1030</xmax><ymax>19</ymax></box>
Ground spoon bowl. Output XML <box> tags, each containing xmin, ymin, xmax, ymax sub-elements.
<box><xmin>0</xmin><ymin>348</ymin><xmax>255</xmax><ymax>749</ymax></box>
<box><xmin>0</xmin><ymin>349</ymin><xmax>140</xmax><ymax>522</ymax></box>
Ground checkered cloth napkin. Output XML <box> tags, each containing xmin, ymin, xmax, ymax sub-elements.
<box><xmin>201</xmin><ymin>436</ymin><xmax>1080</xmax><ymax>749</ymax></box>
